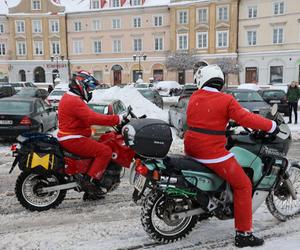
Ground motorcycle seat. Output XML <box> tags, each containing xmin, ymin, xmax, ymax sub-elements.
<box><xmin>163</xmin><ymin>155</ymin><xmax>215</xmax><ymax>174</ymax></box>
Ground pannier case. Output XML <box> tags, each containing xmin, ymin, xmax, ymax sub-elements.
<box><xmin>123</xmin><ymin>119</ymin><xmax>172</xmax><ymax>158</ymax></box>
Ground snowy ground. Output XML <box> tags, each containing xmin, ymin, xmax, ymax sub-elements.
<box><xmin>1</xmin><ymin>87</ymin><xmax>300</xmax><ymax>249</ymax></box>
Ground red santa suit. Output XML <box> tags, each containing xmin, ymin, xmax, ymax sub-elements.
<box><xmin>184</xmin><ymin>86</ymin><xmax>276</xmax><ymax>232</ymax></box>
<box><xmin>57</xmin><ymin>92</ymin><xmax>120</xmax><ymax>180</ymax></box>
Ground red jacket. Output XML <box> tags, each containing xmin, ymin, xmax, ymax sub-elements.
<box><xmin>184</xmin><ymin>87</ymin><xmax>275</xmax><ymax>163</ymax></box>
<box><xmin>57</xmin><ymin>92</ymin><xmax>120</xmax><ymax>139</ymax></box>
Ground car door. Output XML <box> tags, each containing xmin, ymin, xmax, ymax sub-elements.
<box><xmin>176</xmin><ymin>98</ymin><xmax>188</xmax><ymax>131</ymax></box>
<box><xmin>42</xmin><ymin>100</ymin><xmax>56</xmax><ymax>129</ymax></box>
<box><xmin>35</xmin><ymin>100</ymin><xmax>47</xmax><ymax>131</ymax></box>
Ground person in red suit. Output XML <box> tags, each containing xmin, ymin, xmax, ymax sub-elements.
<box><xmin>184</xmin><ymin>65</ymin><xmax>279</xmax><ymax>248</ymax></box>
<box><xmin>58</xmin><ymin>70</ymin><xmax>123</xmax><ymax>197</ymax></box>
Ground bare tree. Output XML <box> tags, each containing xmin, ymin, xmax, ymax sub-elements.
<box><xmin>165</xmin><ymin>51</ymin><xmax>199</xmax><ymax>71</ymax></box>
<box><xmin>213</xmin><ymin>58</ymin><xmax>241</xmax><ymax>75</ymax></box>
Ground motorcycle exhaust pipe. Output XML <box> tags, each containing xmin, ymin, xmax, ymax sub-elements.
<box><xmin>40</xmin><ymin>182</ymin><xmax>79</xmax><ymax>193</ymax></box>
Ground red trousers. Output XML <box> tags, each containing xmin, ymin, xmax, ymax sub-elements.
<box><xmin>60</xmin><ymin>137</ymin><xmax>112</xmax><ymax>180</ymax></box>
<box><xmin>206</xmin><ymin>157</ymin><xmax>253</xmax><ymax>232</ymax></box>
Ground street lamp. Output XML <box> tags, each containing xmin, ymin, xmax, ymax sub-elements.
<box><xmin>51</xmin><ymin>55</ymin><xmax>64</xmax><ymax>86</ymax></box>
<box><xmin>133</xmin><ymin>53</ymin><xmax>147</xmax><ymax>82</ymax></box>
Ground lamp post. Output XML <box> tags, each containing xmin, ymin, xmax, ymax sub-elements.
<box><xmin>133</xmin><ymin>53</ymin><xmax>147</xmax><ymax>82</ymax></box>
<box><xmin>51</xmin><ymin>55</ymin><xmax>64</xmax><ymax>86</ymax></box>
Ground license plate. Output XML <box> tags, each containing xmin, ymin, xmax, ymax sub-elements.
<box><xmin>0</xmin><ymin>120</ymin><xmax>13</xmax><ymax>125</ymax></box>
<box><xmin>134</xmin><ymin>174</ymin><xmax>147</xmax><ymax>192</ymax></box>
<box><xmin>270</xmin><ymin>100</ymin><xmax>281</xmax><ymax>103</ymax></box>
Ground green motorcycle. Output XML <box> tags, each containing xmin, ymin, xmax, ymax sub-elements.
<box><xmin>123</xmin><ymin>105</ymin><xmax>300</xmax><ymax>243</ymax></box>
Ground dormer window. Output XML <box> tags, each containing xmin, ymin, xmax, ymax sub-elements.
<box><xmin>32</xmin><ymin>0</ymin><xmax>41</xmax><ymax>10</ymax></box>
<box><xmin>91</xmin><ymin>0</ymin><xmax>100</xmax><ymax>9</ymax></box>
<box><xmin>111</xmin><ymin>0</ymin><xmax>121</xmax><ymax>7</ymax></box>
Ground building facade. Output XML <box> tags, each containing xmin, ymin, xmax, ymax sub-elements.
<box><xmin>0</xmin><ymin>14</ymin><xmax>9</xmax><ymax>82</ymax></box>
<box><xmin>6</xmin><ymin>0</ymin><xmax>68</xmax><ymax>84</ymax></box>
<box><xmin>238</xmin><ymin>0</ymin><xmax>300</xmax><ymax>85</ymax></box>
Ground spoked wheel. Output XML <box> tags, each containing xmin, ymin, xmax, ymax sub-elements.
<box><xmin>266</xmin><ymin>165</ymin><xmax>300</xmax><ymax>221</ymax></box>
<box><xmin>141</xmin><ymin>191</ymin><xmax>198</xmax><ymax>243</ymax></box>
<box><xmin>15</xmin><ymin>171</ymin><xmax>66</xmax><ymax>211</ymax></box>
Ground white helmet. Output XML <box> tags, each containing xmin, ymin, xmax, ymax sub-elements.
<box><xmin>194</xmin><ymin>64</ymin><xmax>224</xmax><ymax>90</ymax></box>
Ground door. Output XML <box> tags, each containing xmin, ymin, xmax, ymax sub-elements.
<box><xmin>245</xmin><ymin>67</ymin><xmax>258</xmax><ymax>83</ymax></box>
<box><xmin>113</xmin><ymin>70</ymin><xmax>122</xmax><ymax>85</ymax></box>
<box><xmin>178</xmin><ymin>71</ymin><xmax>185</xmax><ymax>85</ymax></box>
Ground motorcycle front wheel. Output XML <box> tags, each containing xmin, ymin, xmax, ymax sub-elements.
<box><xmin>266</xmin><ymin>165</ymin><xmax>300</xmax><ymax>221</ymax></box>
<box><xmin>141</xmin><ymin>190</ymin><xmax>198</xmax><ymax>243</ymax></box>
<box><xmin>15</xmin><ymin>171</ymin><xmax>66</xmax><ymax>211</ymax></box>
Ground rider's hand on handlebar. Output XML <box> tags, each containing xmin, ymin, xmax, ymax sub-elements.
<box><xmin>269</xmin><ymin>125</ymin><xmax>280</xmax><ymax>136</ymax></box>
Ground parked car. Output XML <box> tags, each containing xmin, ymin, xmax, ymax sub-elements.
<box><xmin>9</xmin><ymin>82</ymin><xmax>36</xmax><ymax>92</ymax></box>
<box><xmin>0</xmin><ymin>96</ymin><xmax>57</xmax><ymax>140</ymax></box>
<box><xmin>134</xmin><ymin>83</ymin><xmax>151</xmax><ymax>89</ymax></box>
<box><xmin>155</xmin><ymin>81</ymin><xmax>182</xmax><ymax>96</ymax></box>
<box><xmin>16</xmin><ymin>87</ymin><xmax>49</xmax><ymax>100</ymax></box>
<box><xmin>137</xmin><ymin>88</ymin><xmax>163</xmax><ymax>109</ymax></box>
<box><xmin>258</xmin><ymin>89</ymin><xmax>289</xmax><ymax>116</ymax></box>
<box><xmin>224</xmin><ymin>88</ymin><xmax>271</xmax><ymax>115</ymax></box>
<box><xmin>0</xmin><ymin>85</ymin><xmax>16</xmax><ymax>98</ymax></box>
<box><xmin>47</xmin><ymin>89</ymin><xmax>67</xmax><ymax>109</ymax></box>
<box><xmin>168</xmin><ymin>96</ymin><xmax>189</xmax><ymax>138</ymax></box>
<box><xmin>96</xmin><ymin>83</ymin><xmax>110</xmax><ymax>89</ymax></box>
<box><xmin>88</xmin><ymin>99</ymin><xmax>127</xmax><ymax>139</ymax></box>
<box><xmin>179</xmin><ymin>84</ymin><xmax>198</xmax><ymax>101</ymax></box>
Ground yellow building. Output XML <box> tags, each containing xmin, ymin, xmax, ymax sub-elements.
<box><xmin>169</xmin><ymin>0</ymin><xmax>239</xmax><ymax>84</ymax></box>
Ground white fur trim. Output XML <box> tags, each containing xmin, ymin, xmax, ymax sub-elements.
<box><xmin>268</xmin><ymin>121</ymin><xmax>277</xmax><ymax>133</ymax></box>
<box><xmin>190</xmin><ymin>153</ymin><xmax>234</xmax><ymax>164</ymax></box>
<box><xmin>202</xmin><ymin>86</ymin><xmax>220</xmax><ymax>92</ymax></box>
<box><xmin>57</xmin><ymin>135</ymin><xmax>84</xmax><ymax>141</ymax></box>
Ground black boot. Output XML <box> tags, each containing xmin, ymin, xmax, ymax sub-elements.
<box><xmin>235</xmin><ymin>232</ymin><xmax>264</xmax><ymax>248</ymax></box>
<box><xmin>77</xmin><ymin>175</ymin><xmax>106</xmax><ymax>197</ymax></box>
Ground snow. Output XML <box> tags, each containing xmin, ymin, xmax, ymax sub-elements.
<box><xmin>238</xmin><ymin>84</ymin><xmax>261</xmax><ymax>91</ymax></box>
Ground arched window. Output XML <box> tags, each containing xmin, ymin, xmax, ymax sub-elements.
<box><xmin>19</xmin><ymin>69</ymin><xmax>26</xmax><ymax>81</ymax></box>
<box><xmin>33</xmin><ymin>66</ymin><xmax>45</xmax><ymax>83</ymax></box>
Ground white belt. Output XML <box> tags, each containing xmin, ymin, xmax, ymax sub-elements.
<box><xmin>190</xmin><ymin>153</ymin><xmax>234</xmax><ymax>164</ymax></box>
<box><xmin>58</xmin><ymin>135</ymin><xmax>84</xmax><ymax>142</ymax></box>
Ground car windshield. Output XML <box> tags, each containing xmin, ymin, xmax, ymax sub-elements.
<box><xmin>135</xmin><ymin>83</ymin><xmax>149</xmax><ymax>88</ymax></box>
<box><xmin>231</xmin><ymin>91</ymin><xmax>264</xmax><ymax>102</ymax></box>
<box><xmin>88</xmin><ymin>104</ymin><xmax>107</xmax><ymax>114</ymax></box>
<box><xmin>262</xmin><ymin>90</ymin><xmax>286</xmax><ymax>98</ymax></box>
<box><xmin>0</xmin><ymin>101</ymin><xmax>32</xmax><ymax>114</ymax></box>
<box><xmin>138</xmin><ymin>89</ymin><xmax>155</xmax><ymax>98</ymax></box>
<box><xmin>16</xmin><ymin>88</ymin><xmax>36</xmax><ymax>96</ymax></box>
<box><xmin>49</xmin><ymin>90</ymin><xmax>66</xmax><ymax>96</ymax></box>
<box><xmin>10</xmin><ymin>83</ymin><xmax>23</xmax><ymax>87</ymax></box>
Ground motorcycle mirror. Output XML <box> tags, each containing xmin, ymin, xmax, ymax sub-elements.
<box><xmin>271</xmin><ymin>104</ymin><xmax>278</xmax><ymax>116</ymax></box>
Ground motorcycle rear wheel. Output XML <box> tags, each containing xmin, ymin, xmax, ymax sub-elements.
<box><xmin>266</xmin><ymin>165</ymin><xmax>300</xmax><ymax>221</ymax></box>
<box><xmin>141</xmin><ymin>190</ymin><xmax>198</xmax><ymax>243</ymax></box>
<box><xmin>15</xmin><ymin>171</ymin><xmax>66</xmax><ymax>211</ymax></box>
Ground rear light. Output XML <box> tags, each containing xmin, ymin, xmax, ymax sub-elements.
<box><xmin>152</xmin><ymin>170</ymin><xmax>161</xmax><ymax>181</ymax></box>
<box><xmin>20</xmin><ymin>116</ymin><xmax>32</xmax><ymax>126</ymax></box>
<box><xmin>11</xmin><ymin>144</ymin><xmax>17</xmax><ymax>152</ymax></box>
<box><xmin>135</xmin><ymin>159</ymin><xmax>149</xmax><ymax>176</ymax></box>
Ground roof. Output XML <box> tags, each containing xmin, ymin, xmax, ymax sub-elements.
<box><xmin>0</xmin><ymin>96</ymin><xmax>37</xmax><ymax>101</ymax></box>
<box><xmin>225</xmin><ymin>88</ymin><xmax>257</xmax><ymax>93</ymax></box>
<box><xmin>89</xmin><ymin>99</ymin><xmax>119</xmax><ymax>105</ymax></box>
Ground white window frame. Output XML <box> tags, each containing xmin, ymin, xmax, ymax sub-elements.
<box><xmin>49</xmin><ymin>19</ymin><xmax>59</xmax><ymax>33</ymax></box>
<box><xmin>111</xmin><ymin>0</ymin><xmax>121</xmax><ymax>8</ymax></box>
<box><xmin>197</xmin><ymin>8</ymin><xmax>208</xmax><ymax>23</ymax></box>
<box><xmin>216</xmin><ymin>30</ymin><xmax>229</xmax><ymax>48</ymax></box>
<box><xmin>217</xmin><ymin>6</ymin><xmax>229</xmax><ymax>21</ymax></box>
<box><xmin>153</xmin><ymin>15</ymin><xmax>163</xmax><ymax>27</ymax></box>
<box><xmin>133</xmin><ymin>38</ymin><xmax>142</xmax><ymax>52</ymax></box>
<box><xmin>196</xmin><ymin>32</ymin><xmax>208</xmax><ymax>49</ymax></box>
<box><xmin>248</xmin><ymin>6</ymin><xmax>257</xmax><ymax>18</ymax></box>
<box><xmin>133</xmin><ymin>17</ymin><xmax>142</xmax><ymax>28</ymax></box>
<box><xmin>32</xmin><ymin>20</ymin><xmax>42</xmax><ymax>33</ymax></box>
<box><xmin>177</xmin><ymin>33</ymin><xmax>188</xmax><ymax>50</ymax></box>
<box><xmin>91</xmin><ymin>0</ymin><xmax>100</xmax><ymax>9</ymax></box>
<box><xmin>0</xmin><ymin>23</ymin><xmax>5</xmax><ymax>34</ymax></box>
<box><xmin>177</xmin><ymin>10</ymin><xmax>188</xmax><ymax>25</ymax></box>
<box><xmin>33</xmin><ymin>41</ymin><xmax>43</xmax><ymax>55</ymax></box>
<box><xmin>247</xmin><ymin>30</ymin><xmax>257</xmax><ymax>46</ymax></box>
<box><xmin>92</xmin><ymin>19</ymin><xmax>101</xmax><ymax>31</ymax></box>
<box><xmin>31</xmin><ymin>0</ymin><xmax>41</xmax><ymax>10</ymax></box>
<box><xmin>113</xmin><ymin>39</ymin><xmax>122</xmax><ymax>53</ymax></box>
<box><xmin>73</xmin><ymin>40</ymin><xmax>83</xmax><ymax>54</ymax></box>
<box><xmin>154</xmin><ymin>37</ymin><xmax>164</xmax><ymax>51</ymax></box>
<box><xmin>112</xmin><ymin>18</ymin><xmax>121</xmax><ymax>29</ymax></box>
<box><xmin>273</xmin><ymin>1</ymin><xmax>285</xmax><ymax>15</ymax></box>
<box><xmin>132</xmin><ymin>0</ymin><xmax>142</xmax><ymax>6</ymax></box>
<box><xmin>0</xmin><ymin>43</ymin><xmax>6</xmax><ymax>56</ymax></box>
<box><xmin>51</xmin><ymin>41</ymin><xmax>60</xmax><ymax>55</ymax></box>
<box><xmin>15</xmin><ymin>20</ymin><xmax>25</xmax><ymax>33</ymax></box>
<box><xmin>273</xmin><ymin>27</ymin><xmax>284</xmax><ymax>44</ymax></box>
<box><xmin>16</xmin><ymin>41</ymin><xmax>27</xmax><ymax>56</ymax></box>
<box><xmin>93</xmin><ymin>40</ymin><xmax>102</xmax><ymax>54</ymax></box>
<box><xmin>74</xmin><ymin>21</ymin><xmax>82</xmax><ymax>32</ymax></box>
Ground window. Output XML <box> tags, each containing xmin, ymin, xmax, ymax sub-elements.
<box><xmin>91</xmin><ymin>0</ymin><xmax>100</xmax><ymax>9</ymax></box>
<box><xmin>51</xmin><ymin>41</ymin><xmax>60</xmax><ymax>55</ymax></box>
<box><xmin>32</xmin><ymin>20</ymin><xmax>42</xmax><ymax>33</ymax></box>
<box><xmin>153</xmin><ymin>16</ymin><xmax>163</xmax><ymax>27</ymax></box>
<box><xmin>74</xmin><ymin>21</ymin><xmax>82</xmax><ymax>32</ymax></box>
<box><xmin>133</xmin><ymin>38</ymin><xmax>142</xmax><ymax>51</ymax></box>
<box><xmin>270</xmin><ymin>66</ymin><xmax>283</xmax><ymax>84</ymax></box>
<box><xmin>49</xmin><ymin>20</ymin><xmax>59</xmax><ymax>33</ymax></box>
<box><xmin>133</xmin><ymin>17</ymin><xmax>141</xmax><ymax>28</ymax></box>
<box><xmin>177</xmin><ymin>34</ymin><xmax>188</xmax><ymax>50</ymax></box>
<box><xmin>248</xmin><ymin>6</ymin><xmax>257</xmax><ymax>18</ymax></box>
<box><xmin>0</xmin><ymin>43</ymin><xmax>5</xmax><ymax>56</ymax></box>
<box><xmin>217</xmin><ymin>6</ymin><xmax>228</xmax><ymax>21</ymax></box>
<box><xmin>93</xmin><ymin>71</ymin><xmax>103</xmax><ymax>81</ymax></box>
<box><xmin>16</xmin><ymin>41</ymin><xmax>26</xmax><ymax>55</ymax></box>
<box><xmin>0</xmin><ymin>23</ymin><xmax>4</xmax><ymax>34</ymax></box>
<box><xmin>247</xmin><ymin>30</ymin><xmax>257</xmax><ymax>46</ymax></box>
<box><xmin>113</xmin><ymin>39</ymin><xmax>121</xmax><ymax>53</ymax></box>
<box><xmin>34</xmin><ymin>41</ymin><xmax>43</xmax><ymax>55</ymax></box>
<box><xmin>132</xmin><ymin>0</ymin><xmax>141</xmax><ymax>6</ymax></box>
<box><xmin>92</xmin><ymin>19</ymin><xmax>101</xmax><ymax>31</ymax></box>
<box><xmin>273</xmin><ymin>1</ymin><xmax>284</xmax><ymax>15</ymax></box>
<box><xmin>112</xmin><ymin>18</ymin><xmax>121</xmax><ymax>29</ymax></box>
<box><xmin>112</xmin><ymin>0</ymin><xmax>120</xmax><ymax>7</ymax></box>
<box><xmin>73</xmin><ymin>40</ymin><xmax>83</xmax><ymax>54</ymax></box>
<box><xmin>178</xmin><ymin>10</ymin><xmax>188</xmax><ymax>24</ymax></box>
<box><xmin>216</xmin><ymin>30</ymin><xmax>228</xmax><ymax>48</ymax></box>
<box><xmin>16</xmin><ymin>20</ymin><xmax>25</xmax><ymax>33</ymax></box>
<box><xmin>32</xmin><ymin>0</ymin><xmax>41</xmax><ymax>10</ymax></box>
<box><xmin>273</xmin><ymin>28</ymin><xmax>283</xmax><ymax>44</ymax></box>
<box><xmin>197</xmin><ymin>8</ymin><xmax>208</xmax><ymax>23</ymax></box>
<box><xmin>196</xmin><ymin>32</ymin><xmax>208</xmax><ymax>48</ymax></box>
<box><xmin>154</xmin><ymin>37</ymin><xmax>163</xmax><ymax>51</ymax></box>
<box><xmin>94</xmin><ymin>40</ymin><xmax>102</xmax><ymax>54</ymax></box>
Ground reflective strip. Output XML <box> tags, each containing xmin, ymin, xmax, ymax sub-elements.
<box><xmin>190</xmin><ymin>153</ymin><xmax>234</xmax><ymax>164</ymax></box>
<box><xmin>57</xmin><ymin>135</ymin><xmax>84</xmax><ymax>142</ymax></box>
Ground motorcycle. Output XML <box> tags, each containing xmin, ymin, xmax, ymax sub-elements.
<box><xmin>9</xmin><ymin>107</ymin><xmax>137</xmax><ymax>212</ymax></box>
<box><xmin>126</xmin><ymin>104</ymin><xmax>300</xmax><ymax>243</ymax></box>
